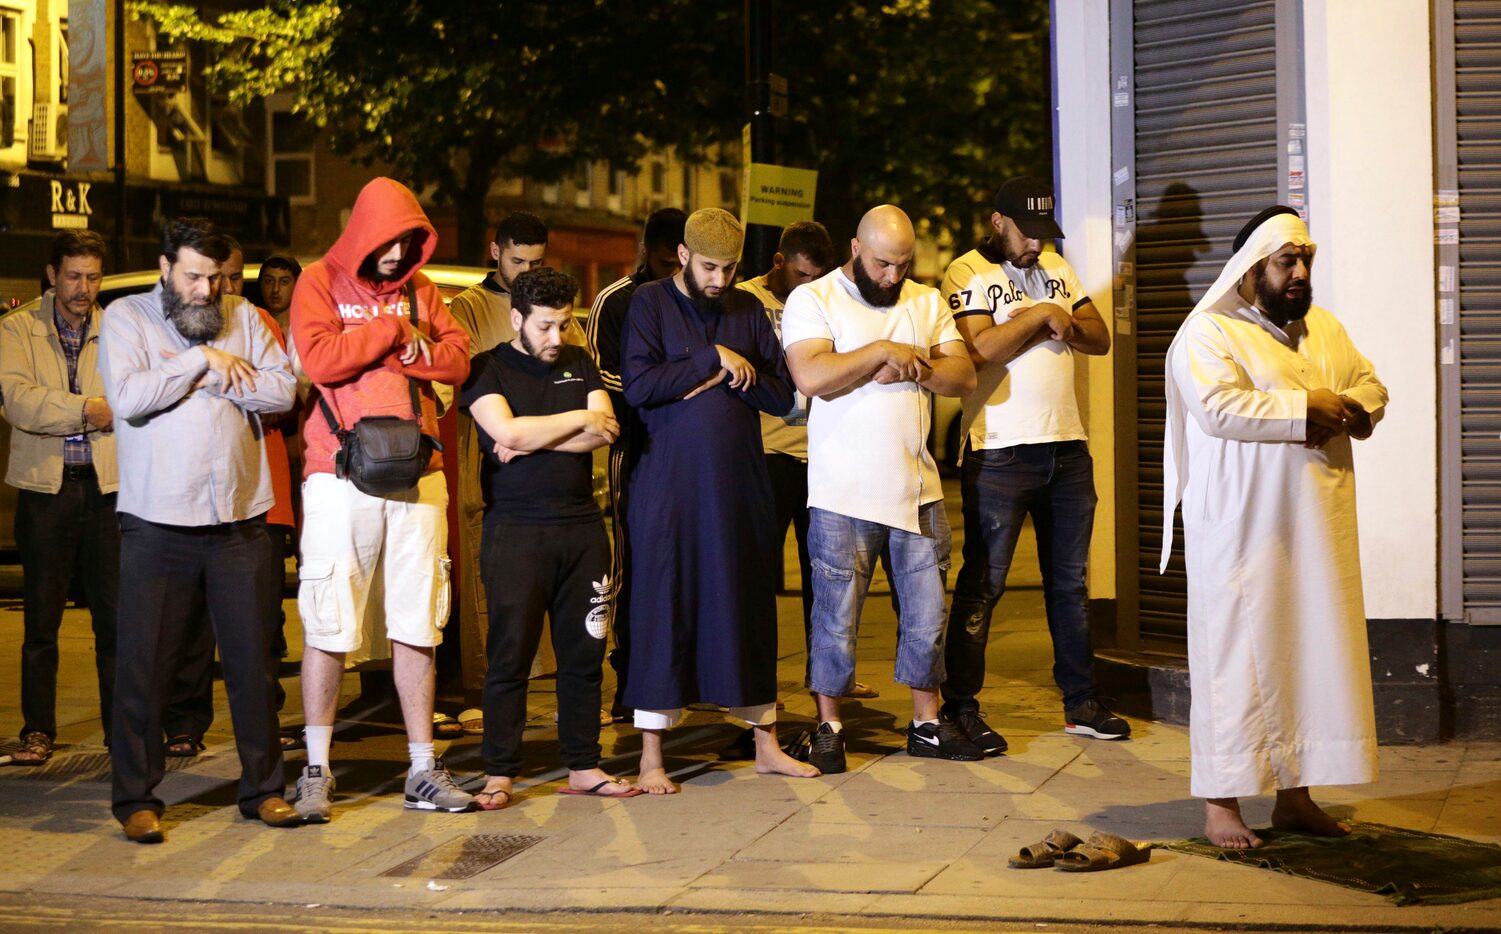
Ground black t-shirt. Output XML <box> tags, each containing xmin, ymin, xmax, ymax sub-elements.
<box><xmin>459</xmin><ymin>342</ymin><xmax>604</xmax><ymax>525</ymax></box>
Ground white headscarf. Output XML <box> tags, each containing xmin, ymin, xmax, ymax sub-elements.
<box><xmin>1159</xmin><ymin>210</ymin><xmax>1316</xmax><ymax>572</ymax></box>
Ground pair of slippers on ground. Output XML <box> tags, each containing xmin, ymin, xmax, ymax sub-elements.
<box><xmin>1009</xmin><ymin>829</ymin><xmax>1152</xmax><ymax>871</ymax></box>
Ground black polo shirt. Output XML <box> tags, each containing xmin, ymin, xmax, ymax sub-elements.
<box><xmin>459</xmin><ymin>342</ymin><xmax>604</xmax><ymax>525</ymax></box>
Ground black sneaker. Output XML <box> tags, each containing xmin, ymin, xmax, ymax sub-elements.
<box><xmin>1064</xmin><ymin>699</ymin><xmax>1132</xmax><ymax>740</ymax></box>
<box><xmin>719</xmin><ymin>726</ymin><xmax>757</xmax><ymax>761</ymax></box>
<box><xmin>949</xmin><ymin>708</ymin><xmax>1008</xmax><ymax>755</ymax></box>
<box><xmin>907</xmin><ymin>719</ymin><xmax>983</xmax><ymax>761</ymax></box>
<box><xmin>808</xmin><ymin>722</ymin><xmax>847</xmax><ymax>774</ymax></box>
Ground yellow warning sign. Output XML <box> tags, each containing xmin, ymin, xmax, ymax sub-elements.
<box><xmin>743</xmin><ymin>163</ymin><xmax>818</xmax><ymax>228</ymax></box>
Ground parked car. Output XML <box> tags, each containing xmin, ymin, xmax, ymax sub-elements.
<box><xmin>0</xmin><ymin>264</ymin><xmax>605</xmax><ymax>555</ymax></box>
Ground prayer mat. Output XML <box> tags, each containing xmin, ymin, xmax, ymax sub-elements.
<box><xmin>1161</xmin><ymin>821</ymin><xmax>1501</xmax><ymax>905</ymax></box>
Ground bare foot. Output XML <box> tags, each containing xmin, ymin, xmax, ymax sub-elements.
<box><xmin>568</xmin><ymin>768</ymin><xmax>638</xmax><ymax>797</ymax></box>
<box><xmin>636</xmin><ymin>767</ymin><xmax>679</xmax><ymax>795</ymax></box>
<box><xmin>1271</xmin><ymin>787</ymin><xmax>1350</xmax><ymax>837</ymax></box>
<box><xmin>752</xmin><ymin>726</ymin><xmax>821</xmax><ymax>778</ymax></box>
<box><xmin>1204</xmin><ymin>798</ymin><xmax>1263</xmax><ymax>849</ymax></box>
<box><xmin>476</xmin><ymin>776</ymin><xmax>514</xmax><ymax>811</ymax></box>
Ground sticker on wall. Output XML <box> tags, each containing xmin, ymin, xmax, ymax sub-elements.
<box><xmin>1442</xmin><ymin>340</ymin><xmax>1454</xmax><ymax>365</ymax></box>
<box><xmin>1440</xmin><ymin>298</ymin><xmax>1455</xmax><ymax>325</ymax></box>
<box><xmin>1288</xmin><ymin>122</ymin><xmax>1306</xmax><ymax>139</ymax></box>
<box><xmin>1437</xmin><ymin>228</ymin><xmax>1459</xmax><ymax>246</ymax></box>
<box><xmin>1440</xmin><ymin>265</ymin><xmax>1457</xmax><ymax>293</ymax></box>
<box><xmin>1113</xmin><ymin>91</ymin><xmax>1130</xmax><ymax>108</ymax></box>
<box><xmin>1113</xmin><ymin>166</ymin><xmax>1130</xmax><ymax>187</ymax></box>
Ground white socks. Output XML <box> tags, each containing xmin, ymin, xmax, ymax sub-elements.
<box><xmin>408</xmin><ymin>742</ymin><xmax>435</xmax><ymax>775</ymax></box>
<box><xmin>304</xmin><ymin>725</ymin><xmax>333</xmax><ymax>769</ymax></box>
<box><xmin>913</xmin><ymin>718</ymin><xmax>939</xmax><ymax>729</ymax></box>
<box><xmin>821</xmin><ymin>720</ymin><xmax>844</xmax><ymax>733</ymax></box>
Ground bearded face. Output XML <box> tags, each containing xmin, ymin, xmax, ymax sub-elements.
<box><xmin>682</xmin><ymin>259</ymin><xmax>726</xmax><ymax>314</ymax></box>
<box><xmin>850</xmin><ymin>254</ymin><xmax>903</xmax><ymax>307</ymax></box>
<box><xmin>1252</xmin><ymin>246</ymin><xmax>1314</xmax><ymax>325</ymax></box>
<box><xmin>161</xmin><ymin>268</ymin><xmax>225</xmax><ymax>343</ymax></box>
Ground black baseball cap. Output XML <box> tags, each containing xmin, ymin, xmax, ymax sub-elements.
<box><xmin>993</xmin><ymin>176</ymin><xmax>1064</xmax><ymax>240</ymax></box>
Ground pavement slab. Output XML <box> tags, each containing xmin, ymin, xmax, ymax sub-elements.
<box><xmin>2</xmin><ymin>495</ymin><xmax>1500</xmax><ymax>929</ymax></box>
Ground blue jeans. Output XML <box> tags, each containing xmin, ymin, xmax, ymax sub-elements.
<box><xmin>943</xmin><ymin>440</ymin><xmax>1098</xmax><ymax>711</ymax></box>
<box><xmin>806</xmin><ymin>502</ymin><xmax>951</xmax><ymax>696</ymax></box>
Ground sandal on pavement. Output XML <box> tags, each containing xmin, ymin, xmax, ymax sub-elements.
<box><xmin>474</xmin><ymin>787</ymin><xmax>513</xmax><ymax>811</ymax></box>
<box><xmin>1008</xmin><ymin>829</ymin><xmax>1083</xmax><ymax>868</ymax></box>
<box><xmin>844</xmin><ymin>681</ymin><xmax>880</xmax><ymax>699</ymax></box>
<box><xmin>11</xmin><ymin>731</ymin><xmax>53</xmax><ymax>765</ymax></box>
<box><xmin>165</xmin><ymin>734</ymin><xmax>204</xmax><ymax>758</ymax></box>
<box><xmin>1054</xmin><ymin>832</ymin><xmax>1151</xmax><ymax>872</ymax></box>
<box><xmin>559</xmin><ymin>779</ymin><xmax>643</xmax><ymax>798</ymax></box>
<box><xmin>457</xmin><ymin>708</ymin><xmax>484</xmax><ymax>735</ymax></box>
<box><xmin>433</xmin><ymin>711</ymin><xmax>464</xmax><ymax>739</ymax></box>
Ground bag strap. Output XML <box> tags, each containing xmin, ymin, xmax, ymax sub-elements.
<box><xmin>313</xmin><ymin>280</ymin><xmax>424</xmax><ymax>432</ymax></box>
<box><xmin>405</xmin><ymin>280</ymin><xmax>422</xmax><ymax>419</ymax></box>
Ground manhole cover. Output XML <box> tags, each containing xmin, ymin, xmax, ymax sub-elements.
<box><xmin>379</xmin><ymin>833</ymin><xmax>544</xmax><ymax>880</ymax></box>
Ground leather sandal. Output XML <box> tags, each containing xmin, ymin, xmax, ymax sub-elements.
<box><xmin>1054</xmin><ymin>831</ymin><xmax>1151</xmax><ymax>872</ymax></box>
<box><xmin>1008</xmin><ymin>829</ymin><xmax>1083</xmax><ymax>868</ymax></box>
<box><xmin>11</xmin><ymin>731</ymin><xmax>53</xmax><ymax>765</ymax></box>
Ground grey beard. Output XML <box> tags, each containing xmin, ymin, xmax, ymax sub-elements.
<box><xmin>162</xmin><ymin>280</ymin><xmax>224</xmax><ymax>343</ymax></box>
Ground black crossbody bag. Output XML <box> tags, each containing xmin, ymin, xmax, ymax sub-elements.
<box><xmin>316</xmin><ymin>280</ymin><xmax>442</xmax><ymax>496</ymax></box>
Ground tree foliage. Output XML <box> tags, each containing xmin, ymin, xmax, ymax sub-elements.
<box><xmin>130</xmin><ymin>0</ymin><xmax>1049</xmax><ymax>261</ymax></box>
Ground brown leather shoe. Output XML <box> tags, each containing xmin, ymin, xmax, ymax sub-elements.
<box><xmin>255</xmin><ymin>796</ymin><xmax>303</xmax><ymax>828</ymax></box>
<box><xmin>121</xmin><ymin>810</ymin><xmax>164</xmax><ymax>844</ymax></box>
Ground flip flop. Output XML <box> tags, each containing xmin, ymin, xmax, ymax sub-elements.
<box><xmin>457</xmin><ymin>708</ymin><xmax>484</xmax><ymax>735</ymax></box>
<box><xmin>558</xmin><ymin>779</ymin><xmax>643</xmax><ymax>799</ymax></box>
<box><xmin>1054</xmin><ymin>831</ymin><xmax>1151</xmax><ymax>872</ymax></box>
<box><xmin>474</xmin><ymin>787</ymin><xmax>513</xmax><ymax>811</ymax></box>
<box><xmin>1008</xmin><ymin>829</ymin><xmax>1083</xmax><ymax>868</ymax></box>
<box><xmin>844</xmin><ymin>681</ymin><xmax>881</xmax><ymax>699</ymax></box>
<box><xmin>433</xmin><ymin>712</ymin><xmax>464</xmax><ymax>739</ymax></box>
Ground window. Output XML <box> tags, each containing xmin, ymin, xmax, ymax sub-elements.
<box><xmin>268</xmin><ymin>106</ymin><xmax>317</xmax><ymax>201</ymax></box>
<box><xmin>57</xmin><ymin>20</ymin><xmax>68</xmax><ymax>105</ymax></box>
<box><xmin>574</xmin><ymin>164</ymin><xmax>593</xmax><ymax>209</ymax></box>
<box><xmin>1</xmin><ymin>9</ymin><xmax>18</xmax><ymax>149</ymax></box>
<box><xmin>650</xmin><ymin>161</ymin><xmax>666</xmax><ymax>195</ymax></box>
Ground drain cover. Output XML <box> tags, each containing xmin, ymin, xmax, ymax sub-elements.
<box><xmin>380</xmin><ymin>833</ymin><xmax>544</xmax><ymax>880</ymax></box>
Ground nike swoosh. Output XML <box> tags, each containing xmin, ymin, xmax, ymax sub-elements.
<box><xmin>914</xmin><ymin>732</ymin><xmax>940</xmax><ymax>746</ymax></box>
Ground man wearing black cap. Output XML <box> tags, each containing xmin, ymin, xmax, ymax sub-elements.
<box><xmin>939</xmin><ymin>176</ymin><xmax>1127</xmax><ymax>754</ymax></box>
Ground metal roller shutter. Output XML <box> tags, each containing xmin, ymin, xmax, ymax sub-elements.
<box><xmin>1110</xmin><ymin>0</ymin><xmax>1293</xmax><ymax>646</ymax></box>
<box><xmin>1450</xmin><ymin>0</ymin><xmax>1501</xmax><ymax>623</ymax></box>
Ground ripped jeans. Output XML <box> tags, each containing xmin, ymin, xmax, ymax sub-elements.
<box><xmin>805</xmin><ymin>502</ymin><xmax>951</xmax><ymax>697</ymax></box>
<box><xmin>942</xmin><ymin>441</ymin><xmax>1098</xmax><ymax>712</ymax></box>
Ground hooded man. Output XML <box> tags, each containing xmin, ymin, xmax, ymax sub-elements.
<box><xmin>290</xmin><ymin>177</ymin><xmax>475</xmax><ymax>821</ymax></box>
<box><xmin>619</xmin><ymin>207</ymin><xmax>819</xmax><ymax>793</ymax></box>
<box><xmin>1163</xmin><ymin>206</ymin><xmax>1388</xmax><ymax>849</ymax></box>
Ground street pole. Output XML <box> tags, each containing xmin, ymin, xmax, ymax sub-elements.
<box><xmin>744</xmin><ymin>0</ymin><xmax>776</xmax><ymax>277</ymax></box>
<box><xmin>113</xmin><ymin>0</ymin><xmax>127</xmax><ymax>268</ymax></box>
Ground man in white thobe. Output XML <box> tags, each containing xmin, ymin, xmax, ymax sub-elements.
<box><xmin>1163</xmin><ymin>206</ymin><xmax>1388</xmax><ymax>849</ymax></box>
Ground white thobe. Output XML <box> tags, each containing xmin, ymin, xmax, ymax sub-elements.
<box><xmin>1166</xmin><ymin>302</ymin><xmax>1387</xmax><ymax>798</ymax></box>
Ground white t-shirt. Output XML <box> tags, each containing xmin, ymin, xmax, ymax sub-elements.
<box><xmin>781</xmin><ymin>268</ymin><xmax>963</xmax><ymax>533</ymax></box>
<box><xmin>737</xmin><ymin>274</ymin><xmax>808</xmax><ymax>460</ymax></box>
<box><xmin>942</xmin><ymin>246</ymin><xmax>1089</xmax><ymax>451</ymax></box>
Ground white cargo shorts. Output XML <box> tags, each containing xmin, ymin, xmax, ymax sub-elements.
<box><xmin>298</xmin><ymin>470</ymin><xmax>451</xmax><ymax>656</ymax></box>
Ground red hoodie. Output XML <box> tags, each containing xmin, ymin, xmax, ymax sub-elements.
<box><xmin>292</xmin><ymin>177</ymin><xmax>470</xmax><ymax>480</ymax></box>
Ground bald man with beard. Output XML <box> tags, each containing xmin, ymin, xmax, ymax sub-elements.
<box><xmin>782</xmin><ymin>206</ymin><xmax>978</xmax><ymax>775</ymax></box>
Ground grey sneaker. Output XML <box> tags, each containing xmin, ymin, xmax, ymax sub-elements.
<box><xmin>404</xmin><ymin>760</ymin><xmax>477</xmax><ymax>812</ymax></box>
<box><xmin>294</xmin><ymin>764</ymin><xmax>335</xmax><ymax>823</ymax></box>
